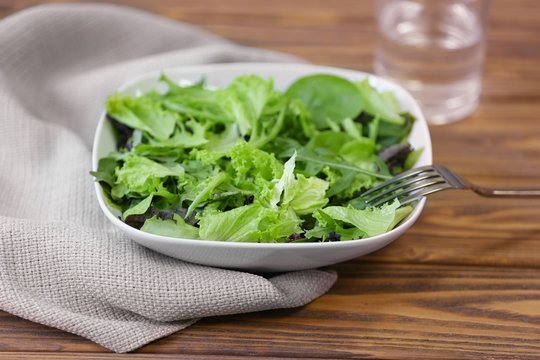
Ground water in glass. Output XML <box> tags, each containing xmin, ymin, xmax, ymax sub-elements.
<box><xmin>374</xmin><ymin>0</ymin><xmax>487</xmax><ymax>125</ymax></box>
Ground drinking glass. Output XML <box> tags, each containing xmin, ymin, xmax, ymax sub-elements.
<box><xmin>373</xmin><ymin>0</ymin><xmax>491</xmax><ymax>125</ymax></box>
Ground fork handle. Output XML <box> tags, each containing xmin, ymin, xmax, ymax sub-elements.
<box><xmin>472</xmin><ymin>185</ymin><xmax>540</xmax><ymax>197</ymax></box>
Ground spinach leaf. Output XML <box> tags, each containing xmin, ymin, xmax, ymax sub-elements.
<box><xmin>285</xmin><ymin>74</ymin><xmax>363</xmax><ymax>129</ymax></box>
<box><xmin>92</xmin><ymin>72</ymin><xmax>419</xmax><ymax>243</ymax></box>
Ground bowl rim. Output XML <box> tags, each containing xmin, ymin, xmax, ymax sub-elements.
<box><xmin>92</xmin><ymin>62</ymin><xmax>432</xmax><ymax>250</ymax></box>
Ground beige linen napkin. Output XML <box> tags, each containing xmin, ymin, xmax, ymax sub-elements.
<box><xmin>0</xmin><ymin>4</ymin><xmax>337</xmax><ymax>353</ymax></box>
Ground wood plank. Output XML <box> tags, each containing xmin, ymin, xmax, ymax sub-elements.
<box><xmin>3</xmin><ymin>0</ymin><xmax>539</xmax><ymax>99</ymax></box>
<box><xmin>0</xmin><ymin>353</ymin><xmax>275</xmax><ymax>360</ymax></box>
<box><xmin>0</xmin><ymin>0</ymin><xmax>539</xmax><ymax>359</ymax></box>
<box><xmin>430</xmin><ymin>100</ymin><xmax>540</xmax><ymax>178</ymax></box>
<box><xmin>129</xmin><ymin>263</ymin><xmax>540</xmax><ymax>358</ymax></box>
<box><xmin>362</xmin><ymin>190</ymin><xmax>540</xmax><ymax>267</ymax></box>
<box><xmin>0</xmin><ymin>263</ymin><xmax>539</xmax><ymax>358</ymax></box>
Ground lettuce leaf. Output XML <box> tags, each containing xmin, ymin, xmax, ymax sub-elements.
<box><xmin>114</xmin><ymin>154</ymin><xmax>184</xmax><ymax>198</ymax></box>
<box><xmin>318</xmin><ymin>200</ymin><xmax>411</xmax><ymax>238</ymax></box>
<box><xmin>105</xmin><ymin>93</ymin><xmax>177</xmax><ymax>140</ymax></box>
<box><xmin>198</xmin><ymin>205</ymin><xmax>262</xmax><ymax>242</ymax></box>
<box><xmin>141</xmin><ymin>213</ymin><xmax>199</xmax><ymax>239</ymax></box>
<box><xmin>270</xmin><ymin>151</ymin><xmax>297</xmax><ymax>209</ymax></box>
<box><xmin>285</xmin><ymin>174</ymin><xmax>329</xmax><ymax>215</ymax></box>
<box><xmin>305</xmin><ymin>209</ymin><xmax>365</xmax><ymax>241</ymax></box>
<box><xmin>356</xmin><ymin>78</ymin><xmax>404</xmax><ymax>125</ymax></box>
<box><xmin>93</xmin><ymin>72</ymin><xmax>420</xmax><ymax>243</ymax></box>
<box><xmin>198</xmin><ymin>204</ymin><xmax>301</xmax><ymax>243</ymax></box>
<box><xmin>228</xmin><ymin>141</ymin><xmax>283</xmax><ymax>181</ymax></box>
<box><xmin>227</xmin><ymin>74</ymin><xmax>274</xmax><ymax>124</ymax></box>
<box><xmin>122</xmin><ymin>194</ymin><xmax>154</xmax><ymax>220</ymax></box>
<box><xmin>184</xmin><ymin>172</ymin><xmax>228</xmax><ymax>218</ymax></box>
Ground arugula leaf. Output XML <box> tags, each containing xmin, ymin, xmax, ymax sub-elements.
<box><xmin>307</xmin><ymin>131</ymin><xmax>355</xmax><ymax>153</ymax></box>
<box><xmin>294</xmin><ymin>147</ymin><xmax>391</xmax><ymax>180</ymax></box>
<box><xmin>249</xmin><ymin>102</ymin><xmax>287</xmax><ymax>149</ymax></box>
<box><xmin>90</xmin><ymin>156</ymin><xmax>118</xmax><ymax>187</ymax></box>
<box><xmin>184</xmin><ymin>172</ymin><xmax>228</xmax><ymax>218</ymax></box>
<box><xmin>377</xmin><ymin>112</ymin><xmax>415</xmax><ymax>147</ymax></box>
<box><xmin>404</xmin><ymin>147</ymin><xmax>424</xmax><ymax>170</ymax></box>
<box><xmin>93</xmin><ymin>72</ymin><xmax>420</xmax><ymax>243</ymax></box>
<box><xmin>122</xmin><ymin>194</ymin><xmax>154</xmax><ymax>220</ymax></box>
<box><xmin>159</xmin><ymin>74</ymin><xmax>229</xmax><ymax>124</ymax></box>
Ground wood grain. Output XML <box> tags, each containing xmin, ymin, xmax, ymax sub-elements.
<box><xmin>1</xmin><ymin>263</ymin><xmax>539</xmax><ymax>359</ymax></box>
<box><xmin>140</xmin><ymin>263</ymin><xmax>540</xmax><ymax>359</ymax></box>
<box><xmin>1</xmin><ymin>0</ymin><xmax>540</xmax><ymax>359</ymax></box>
<box><xmin>0</xmin><ymin>354</ymin><xmax>266</xmax><ymax>360</ymax></box>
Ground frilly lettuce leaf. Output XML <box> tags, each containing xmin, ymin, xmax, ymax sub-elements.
<box><xmin>228</xmin><ymin>141</ymin><xmax>283</xmax><ymax>181</ymax></box>
<box><xmin>271</xmin><ymin>151</ymin><xmax>329</xmax><ymax>215</ymax></box>
<box><xmin>92</xmin><ymin>73</ymin><xmax>419</xmax><ymax>243</ymax></box>
<box><xmin>198</xmin><ymin>204</ymin><xmax>301</xmax><ymax>243</ymax></box>
<box><xmin>257</xmin><ymin>206</ymin><xmax>302</xmax><ymax>242</ymax></box>
<box><xmin>114</xmin><ymin>153</ymin><xmax>184</xmax><ymax>197</ymax></box>
<box><xmin>285</xmin><ymin>174</ymin><xmax>329</xmax><ymax>215</ymax></box>
<box><xmin>270</xmin><ymin>151</ymin><xmax>297</xmax><ymax>209</ymax></box>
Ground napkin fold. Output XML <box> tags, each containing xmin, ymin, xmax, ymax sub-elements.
<box><xmin>0</xmin><ymin>4</ymin><xmax>336</xmax><ymax>353</ymax></box>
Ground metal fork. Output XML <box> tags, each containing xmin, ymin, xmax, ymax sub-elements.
<box><xmin>362</xmin><ymin>164</ymin><xmax>540</xmax><ymax>207</ymax></box>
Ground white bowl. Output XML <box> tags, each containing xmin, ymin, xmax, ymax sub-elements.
<box><xmin>92</xmin><ymin>63</ymin><xmax>432</xmax><ymax>272</ymax></box>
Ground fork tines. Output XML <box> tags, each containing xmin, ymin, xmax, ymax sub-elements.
<box><xmin>362</xmin><ymin>165</ymin><xmax>452</xmax><ymax>207</ymax></box>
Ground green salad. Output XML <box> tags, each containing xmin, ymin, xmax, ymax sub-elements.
<box><xmin>91</xmin><ymin>73</ymin><xmax>422</xmax><ymax>243</ymax></box>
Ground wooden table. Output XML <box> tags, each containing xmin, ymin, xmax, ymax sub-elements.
<box><xmin>2</xmin><ymin>0</ymin><xmax>540</xmax><ymax>358</ymax></box>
